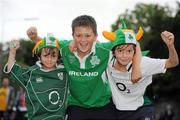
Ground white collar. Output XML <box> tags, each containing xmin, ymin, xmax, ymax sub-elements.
<box><xmin>110</xmin><ymin>59</ymin><xmax>132</xmax><ymax>72</ymax></box>
<box><xmin>36</xmin><ymin>61</ymin><xmax>64</xmax><ymax>72</ymax></box>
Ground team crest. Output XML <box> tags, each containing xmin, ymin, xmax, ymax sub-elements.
<box><xmin>90</xmin><ymin>55</ymin><xmax>100</xmax><ymax>67</ymax></box>
<box><xmin>58</xmin><ymin>73</ymin><xmax>64</xmax><ymax>80</ymax></box>
<box><xmin>125</xmin><ymin>32</ymin><xmax>136</xmax><ymax>43</ymax></box>
<box><xmin>68</xmin><ymin>55</ymin><xmax>76</xmax><ymax>64</ymax></box>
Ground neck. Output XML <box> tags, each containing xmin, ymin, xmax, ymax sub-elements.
<box><xmin>114</xmin><ymin>61</ymin><xmax>127</xmax><ymax>72</ymax></box>
<box><xmin>77</xmin><ymin>50</ymin><xmax>91</xmax><ymax>59</ymax></box>
<box><xmin>42</xmin><ymin>66</ymin><xmax>56</xmax><ymax>71</ymax></box>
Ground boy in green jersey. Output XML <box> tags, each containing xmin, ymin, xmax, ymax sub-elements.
<box><xmin>4</xmin><ymin>34</ymin><xmax>68</xmax><ymax>120</ymax></box>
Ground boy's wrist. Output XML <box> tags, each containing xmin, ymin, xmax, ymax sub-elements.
<box><xmin>167</xmin><ymin>44</ymin><xmax>175</xmax><ymax>49</ymax></box>
<box><xmin>9</xmin><ymin>49</ymin><xmax>16</xmax><ymax>55</ymax></box>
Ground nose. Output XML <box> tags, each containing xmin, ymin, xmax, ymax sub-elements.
<box><xmin>47</xmin><ymin>56</ymin><xmax>52</xmax><ymax>61</ymax></box>
<box><xmin>81</xmin><ymin>36</ymin><xmax>86</xmax><ymax>42</ymax></box>
<box><xmin>121</xmin><ymin>51</ymin><xmax>127</xmax><ymax>57</ymax></box>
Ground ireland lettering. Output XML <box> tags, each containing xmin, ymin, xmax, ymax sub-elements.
<box><xmin>69</xmin><ymin>71</ymin><xmax>98</xmax><ymax>77</ymax></box>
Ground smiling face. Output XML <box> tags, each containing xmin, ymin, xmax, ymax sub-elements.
<box><xmin>114</xmin><ymin>44</ymin><xmax>135</xmax><ymax>66</ymax></box>
<box><xmin>40</xmin><ymin>48</ymin><xmax>59</xmax><ymax>70</ymax></box>
<box><xmin>73</xmin><ymin>26</ymin><xmax>97</xmax><ymax>58</ymax></box>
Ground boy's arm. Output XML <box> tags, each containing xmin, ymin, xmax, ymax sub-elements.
<box><xmin>131</xmin><ymin>44</ymin><xmax>142</xmax><ymax>83</ymax></box>
<box><xmin>96</xmin><ymin>41</ymin><xmax>112</xmax><ymax>50</ymax></box>
<box><xmin>4</xmin><ymin>40</ymin><xmax>29</xmax><ymax>87</ymax></box>
<box><xmin>27</xmin><ymin>27</ymin><xmax>42</xmax><ymax>43</ymax></box>
<box><xmin>161</xmin><ymin>31</ymin><xmax>179</xmax><ymax>68</ymax></box>
<box><xmin>7</xmin><ymin>40</ymin><xmax>20</xmax><ymax>72</ymax></box>
<box><xmin>27</xmin><ymin>27</ymin><xmax>70</xmax><ymax>48</ymax></box>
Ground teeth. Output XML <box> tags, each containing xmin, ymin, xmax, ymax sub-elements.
<box><xmin>80</xmin><ymin>42</ymin><xmax>88</xmax><ymax>46</ymax></box>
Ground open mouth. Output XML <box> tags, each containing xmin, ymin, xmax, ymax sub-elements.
<box><xmin>80</xmin><ymin>42</ymin><xmax>88</xmax><ymax>48</ymax></box>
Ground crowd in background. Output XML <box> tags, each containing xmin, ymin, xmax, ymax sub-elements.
<box><xmin>0</xmin><ymin>77</ymin><xmax>27</xmax><ymax>120</ymax></box>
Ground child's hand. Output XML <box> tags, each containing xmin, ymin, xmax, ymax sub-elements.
<box><xmin>9</xmin><ymin>40</ymin><xmax>20</xmax><ymax>50</ymax></box>
<box><xmin>69</xmin><ymin>40</ymin><xmax>77</xmax><ymax>52</ymax></box>
<box><xmin>27</xmin><ymin>27</ymin><xmax>39</xmax><ymax>43</ymax></box>
<box><xmin>161</xmin><ymin>31</ymin><xmax>174</xmax><ymax>47</ymax></box>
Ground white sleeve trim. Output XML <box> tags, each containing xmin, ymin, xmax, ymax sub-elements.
<box><xmin>108</xmin><ymin>51</ymin><xmax>113</xmax><ymax>64</ymax></box>
<box><xmin>3</xmin><ymin>61</ymin><xmax>16</xmax><ymax>73</ymax></box>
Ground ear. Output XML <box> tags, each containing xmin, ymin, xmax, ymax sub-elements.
<box><xmin>94</xmin><ymin>34</ymin><xmax>98</xmax><ymax>42</ymax></box>
<box><xmin>113</xmin><ymin>53</ymin><xmax>116</xmax><ymax>58</ymax></box>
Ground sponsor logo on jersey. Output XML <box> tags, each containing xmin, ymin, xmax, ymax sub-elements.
<box><xmin>69</xmin><ymin>71</ymin><xmax>98</xmax><ymax>77</ymax></box>
<box><xmin>36</xmin><ymin>77</ymin><xmax>43</xmax><ymax>83</ymax></box>
<box><xmin>90</xmin><ymin>55</ymin><xmax>100</xmax><ymax>67</ymax></box>
<box><xmin>49</xmin><ymin>91</ymin><xmax>60</xmax><ymax>105</ymax></box>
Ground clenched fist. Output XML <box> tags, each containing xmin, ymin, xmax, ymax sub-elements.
<box><xmin>161</xmin><ymin>31</ymin><xmax>174</xmax><ymax>47</ymax></box>
<box><xmin>27</xmin><ymin>27</ymin><xmax>40</xmax><ymax>43</ymax></box>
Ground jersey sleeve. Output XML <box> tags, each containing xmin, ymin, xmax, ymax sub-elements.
<box><xmin>96</xmin><ymin>42</ymin><xmax>112</xmax><ymax>50</ymax></box>
<box><xmin>58</xmin><ymin>39</ymin><xmax>71</xmax><ymax>48</ymax></box>
<box><xmin>141</xmin><ymin>56</ymin><xmax>167</xmax><ymax>76</ymax></box>
<box><xmin>4</xmin><ymin>63</ymin><xmax>29</xmax><ymax>88</ymax></box>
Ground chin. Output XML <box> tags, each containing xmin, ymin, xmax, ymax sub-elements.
<box><xmin>79</xmin><ymin>47</ymin><xmax>91</xmax><ymax>53</ymax></box>
<box><xmin>118</xmin><ymin>61</ymin><xmax>129</xmax><ymax>66</ymax></box>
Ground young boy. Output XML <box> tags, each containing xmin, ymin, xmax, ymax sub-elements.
<box><xmin>3</xmin><ymin>34</ymin><xmax>68</xmax><ymax>120</ymax></box>
<box><xmin>103</xmin><ymin>20</ymin><xmax>179</xmax><ymax>120</ymax></box>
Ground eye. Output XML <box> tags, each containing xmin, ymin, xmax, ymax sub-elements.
<box><xmin>43</xmin><ymin>54</ymin><xmax>48</xmax><ymax>57</ymax></box>
<box><xmin>85</xmin><ymin>34</ymin><xmax>91</xmax><ymax>37</ymax></box>
<box><xmin>127</xmin><ymin>49</ymin><xmax>134</xmax><ymax>53</ymax></box>
<box><xmin>52</xmin><ymin>55</ymin><xmax>57</xmax><ymax>58</ymax></box>
<box><xmin>116</xmin><ymin>49</ymin><xmax>123</xmax><ymax>53</ymax></box>
<box><xmin>75</xmin><ymin>34</ymin><xmax>81</xmax><ymax>38</ymax></box>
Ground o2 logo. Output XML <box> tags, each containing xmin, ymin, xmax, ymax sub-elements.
<box><xmin>116</xmin><ymin>83</ymin><xmax>131</xmax><ymax>93</ymax></box>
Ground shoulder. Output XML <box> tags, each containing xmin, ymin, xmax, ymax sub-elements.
<box><xmin>28</xmin><ymin>64</ymin><xmax>39</xmax><ymax>71</ymax></box>
<box><xmin>95</xmin><ymin>43</ymin><xmax>110</xmax><ymax>51</ymax></box>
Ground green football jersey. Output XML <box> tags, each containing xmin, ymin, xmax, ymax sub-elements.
<box><xmin>60</xmin><ymin>42</ymin><xmax>112</xmax><ymax>108</ymax></box>
<box><xmin>4</xmin><ymin>62</ymin><xmax>68</xmax><ymax>120</ymax></box>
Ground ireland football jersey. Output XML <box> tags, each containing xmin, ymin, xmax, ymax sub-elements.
<box><xmin>60</xmin><ymin>42</ymin><xmax>112</xmax><ymax>108</ymax></box>
<box><xmin>4</xmin><ymin>62</ymin><xmax>68</xmax><ymax>120</ymax></box>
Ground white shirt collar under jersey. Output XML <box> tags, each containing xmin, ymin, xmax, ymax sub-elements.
<box><xmin>110</xmin><ymin>58</ymin><xmax>133</xmax><ymax>72</ymax></box>
<box><xmin>36</xmin><ymin>61</ymin><xmax>64</xmax><ymax>72</ymax></box>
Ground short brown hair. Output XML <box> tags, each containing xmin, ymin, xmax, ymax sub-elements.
<box><xmin>71</xmin><ymin>15</ymin><xmax>97</xmax><ymax>35</ymax></box>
